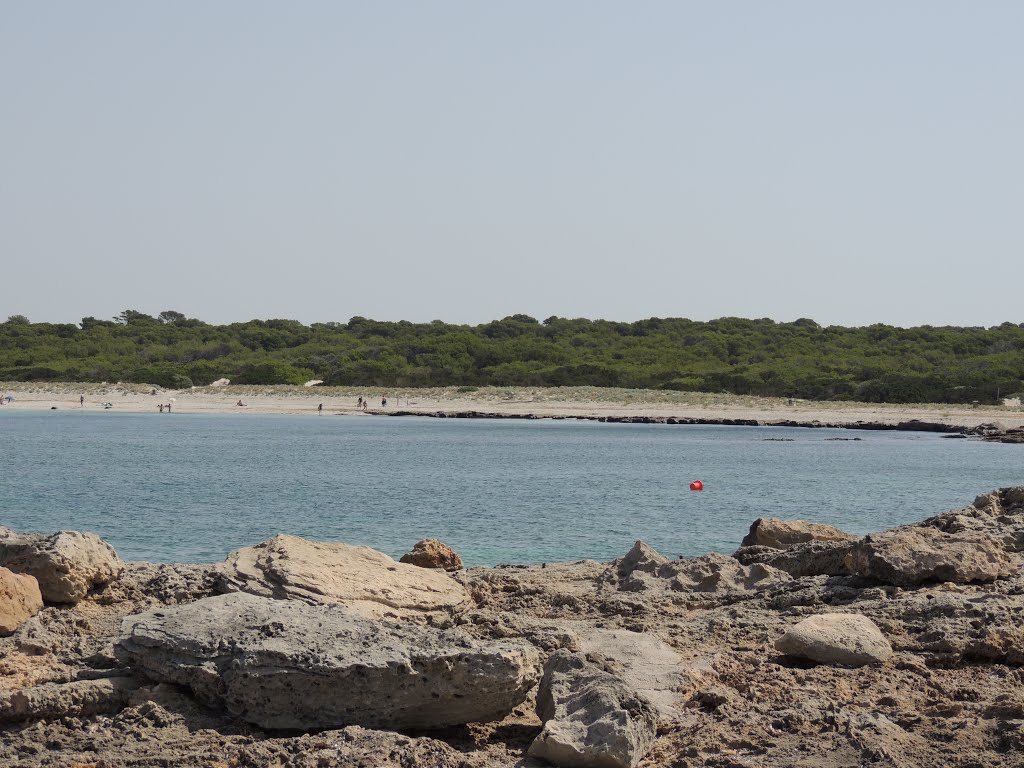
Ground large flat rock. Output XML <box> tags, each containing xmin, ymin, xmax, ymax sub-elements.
<box><xmin>215</xmin><ymin>534</ymin><xmax>470</xmax><ymax>617</ymax></box>
<box><xmin>115</xmin><ymin>592</ymin><xmax>540</xmax><ymax>731</ymax></box>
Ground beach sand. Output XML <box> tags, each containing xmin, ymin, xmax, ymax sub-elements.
<box><xmin>2</xmin><ymin>382</ymin><xmax>1022</xmax><ymax>432</ymax></box>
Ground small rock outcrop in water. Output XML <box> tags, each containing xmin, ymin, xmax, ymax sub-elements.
<box><xmin>215</xmin><ymin>534</ymin><xmax>469</xmax><ymax>616</ymax></box>
<box><xmin>740</xmin><ymin>517</ymin><xmax>855</xmax><ymax>549</ymax></box>
<box><xmin>0</xmin><ymin>528</ymin><xmax>122</xmax><ymax>604</ymax></box>
<box><xmin>400</xmin><ymin>538</ymin><xmax>464</xmax><ymax>571</ymax></box>
<box><xmin>115</xmin><ymin>592</ymin><xmax>540</xmax><ymax>731</ymax></box>
<box><xmin>845</xmin><ymin>527</ymin><xmax>1016</xmax><ymax>586</ymax></box>
<box><xmin>0</xmin><ymin>566</ymin><xmax>43</xmax><ymax>634</ymax></box>
<box><xmin>528</xmin><ymin>650</ymin><xmax>658</xmax><ymax>768</ymax></box>
<box><xmin>775</xmin><ymin>613</ymin><xmax>893</xmax><ymax>667</ymax></box>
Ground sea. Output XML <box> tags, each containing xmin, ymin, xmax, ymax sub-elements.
<box><xmin>2</xmin><ymin>411</ymin><xmax>1022</xmax><ymax>566</ymax></box>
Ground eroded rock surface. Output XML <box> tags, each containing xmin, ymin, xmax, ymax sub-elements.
<box><xmin>0</xmin><ymin>566</ymin><xmax>43</xmax><ymax>634</ymax></box>
<box><xmin>0</xmin><ymin>676</ymin><xmax>139</xmax><ymax>723</ymax></box>
<box><xmin>529</xmin><ymin>650</ymin><xmax>658</xmax><ymax>768</ymax></box>
<box><xmin>0</xmin><ymin>528</ymin><xmax>123</xmax><ymax>604</ymax></box>
<box><xmin>734</xmin><ymin>539</ymin><xmax>855</xmax><ymax>577</ymax></box>
<box><xmin>215</xmin><ymin>534</ymin><xmax>469</xmax><ymax>616</ymax></box>
<box><xmin>116</xmin><ymin>592</ymin><xmax>539</xmax><ymax>730</ymax></box>
<box><xmin>846</xmin><ymin>527</ymin><xmax>1017</xmax><ymax>586</ymax></box>
<box><xmin>612</xmin><ymin>543</ymin><xmax>790</xmax><ymax>595</ymax></box>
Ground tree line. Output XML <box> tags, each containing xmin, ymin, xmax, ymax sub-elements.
<box><xmin>2</xmin><ymin>311</ymin><xmax>1023</xmax><ymax>404</ymax></box>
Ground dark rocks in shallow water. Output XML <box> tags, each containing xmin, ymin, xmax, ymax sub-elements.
<box><xmin>115</xmin><ymin>592</ymin><xmax>540</xmax><ymax>731</ymax></box>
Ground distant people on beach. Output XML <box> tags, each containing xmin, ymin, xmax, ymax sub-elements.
<box><xmin>166</xmin><ymin>402</ymin><xmax>171</xmax><ymax>412</ymax></box>
<box><xmin>381</xmin><ymin>395</ymin><xmax>387</xmax><ymax>407</ymax></box>
<box><xmin>236</xmin><ymin>400</ymin><xmax>246</xmax><ymax>407</ymax></box>
<box><xmin>159</xmin><ymin>403</ymin><xmax>164</xmax><ymax>413</ymax></box>
<box><xmin>357</xmin><ymin>396</ymin><xmax>363</xmax><ymax>409</ymax></box>
<box><xmin>362</xmin><ymin>398</ymin><xmax>368</xmax><ymax>411</ymax></box>
<box><xmin>80</xmin><ymin>395</ymin><xmax>84</xmax><ymax>407</ymax></box>
<box><xmin>318</xmin><ymin>403</ymin><xmax>323</xmax><ymax>414</ymax></box>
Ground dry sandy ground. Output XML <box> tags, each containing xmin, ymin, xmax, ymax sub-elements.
<box><xmin>2</xmin><ymin>382</ymin><xmax>1023</xmax><ymax>431</ymax></box>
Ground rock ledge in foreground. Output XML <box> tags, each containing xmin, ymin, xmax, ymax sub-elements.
<box><xmin>116</xmin><ymin>592</ymin><xmax>539</xmax><ymax>731</ymax></box>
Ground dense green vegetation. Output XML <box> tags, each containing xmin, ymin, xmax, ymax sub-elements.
<box><xmin>2</xmin><ymin>311</ymin><xmax>1023</xmax><ymax>404</ymax></box>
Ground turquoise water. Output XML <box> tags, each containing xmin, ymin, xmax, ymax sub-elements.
<box><xmin>1</xmin><ymin>411</ymin><xmax>1021</xmax><ymax>566</ymax></box>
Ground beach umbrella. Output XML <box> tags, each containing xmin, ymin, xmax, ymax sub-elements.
<box><xmin>168</xmin><ymin>397</ymin><xmax>177</xmax><ymax>402</ymax></box>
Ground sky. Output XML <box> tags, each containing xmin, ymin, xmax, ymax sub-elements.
<box><xmin>2</xmin><ymin>2</ymin><xmax>1022</xmax><ymax>329</ymax></box>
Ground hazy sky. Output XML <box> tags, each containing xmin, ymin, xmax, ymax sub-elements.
<box><xmin>2</xmin><ymin>2</ymin><xmax>1022</xmax><ymax>328</ymax></box>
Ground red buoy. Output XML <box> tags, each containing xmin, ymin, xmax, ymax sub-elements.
<box><xmin>689</xmin><ymin>480</ymin><xmax>704</xmax><ymax>491</ymax></box>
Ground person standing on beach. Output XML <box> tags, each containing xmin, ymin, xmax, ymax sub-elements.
<box><xmin>159</xmin><ymin>403</ymin><xmax>164</xmax><ymax>413</ymax></box>
<box><xmin>80</xmin><ymin>395</ymin><xmax>84</xmax><ymax>407</ymax></box>
<box><xmin>166</xmin><ymin>402</ymin><xmax>171</xmax><ymax>413</ymax></box>
<box><xmin>318</xmin><ymin>403</ymin><xmax>323</xmax><ymax>415</ymax></box>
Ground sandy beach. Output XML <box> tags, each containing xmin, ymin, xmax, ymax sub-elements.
<box><xmin>1</xmin><ymin>382</ymin><xmax>1023</xmax><ymax>432</ymax></box>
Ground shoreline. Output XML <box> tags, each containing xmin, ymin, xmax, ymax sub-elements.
<box><xmin>3</xmin><ymin>382</ymin><xmax>1023</xmax><ymax>441</ymax></box>
<box><xmin>2</xmin><ymin>486</ymin><xmax>1024</xmax><ymax>766</ymax></box>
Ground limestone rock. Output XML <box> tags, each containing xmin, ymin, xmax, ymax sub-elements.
<box><xmin>400</xmin><ymin>538</ymin><xmax>464</xmax><ymax>571</ymax></box>
<box><xmin>215</xmin><ymin>534</ymin><xmax>469</xmax><ymax>616</ymax></box>
<box><xmin>775</xmin><ymin>613</ymin><xmax>892</xmax><ymax>666</ymax></box>
<box><xmin>616</xmin><ymin>541</ymin><xmax>669</xmax><ymax>577</ymax></box>
<box><xmin>115</xmin><ymin>592</ymin><xmax>540</xmax><ymax>731</ymax></box>
<box><xmin>845</xmin><ymin>527</ymin><xmax>1016</xmax><ymax>586</ymax></box>
<box><xmin>0</xmin><ymin>566</ymin><xmax>43</xmax><ymax>635</ymax></box>
<box><xmin>663</xmin><ymin>553</ymin><xmax>790</xmax><ymax>593</ymax></box>
<box><xmin>878</xmin><ymin>588</ymin><xmax>1024</xmax><ymax>665</ymax></box>
<box><xmin>921</xmin><ymin>486</ymin><xmax>1024</xmax><ymax>553</ymax></box>
<box><xmin>614</xmin><ymin>544</ymin><xmax>789</xmax><ymax>594</ymax></box>
<box><xmin>0</xmin><ymin>528</ymin><xmax>123</xmax><ymax>604</ymax></box>
<box><xmin>740</xmin><ymin>517</ymin><xmax>855</xmax><ymax>549</ymax></box>
<box><xmin>0</xmin><ymin>677</ymin><xmax>139</xmax><ymax>723</ymax></box>
<box><xmin>528</xmin><ymin>650</ymin><xmax>658</xmax><ymax>768</ymax></box>
<box><xmin>734</xmin><ymin>540</ymin><xmax>855</xmax><ymax>578</ymax></box>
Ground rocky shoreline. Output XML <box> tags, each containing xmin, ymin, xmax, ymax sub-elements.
<box><xmin>376</xmin><ymin>410</ymin><xmax>1024</xmax><ymax>443</ymax></box>
<box><xmin>2</xmin><ymin>488</ymin><xmax>1024</xmax><ymax>766</ymax></box>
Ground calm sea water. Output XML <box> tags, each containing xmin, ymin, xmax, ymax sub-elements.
<box><xmin>1</xmin><ymin>411</ymin><xmax>1021</xmax><ymax>566</ymax></box>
